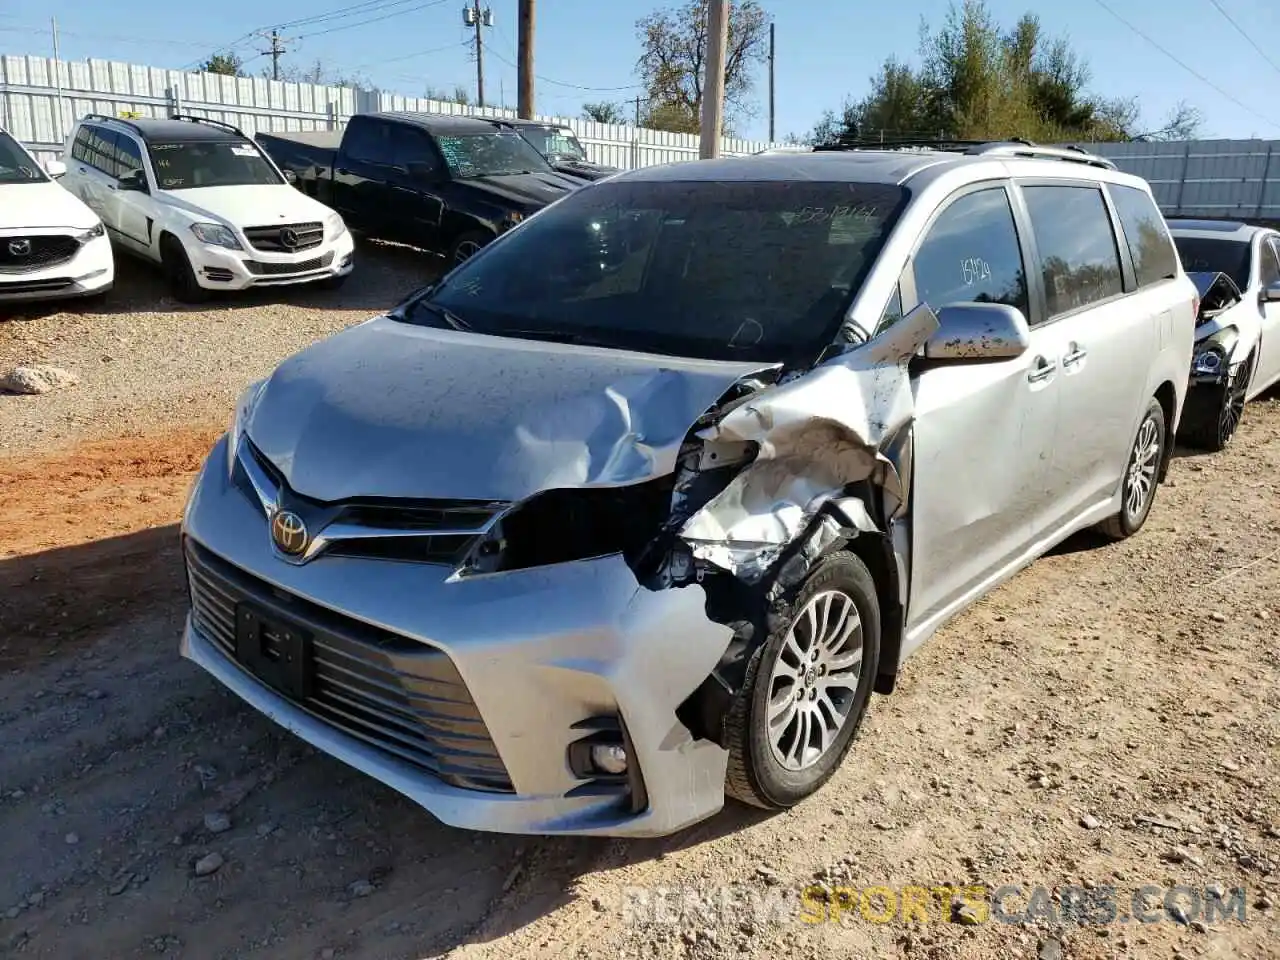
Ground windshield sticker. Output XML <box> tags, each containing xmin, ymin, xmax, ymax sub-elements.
<box><xmin>230</xmin><ymin>145</ymin><xmax>257</xmax><ymax>157</ymax></box>
<box><xmin>791</xmin><ymin>204</ymin><xmax>884</xmax><ymax>226</ymax></box>
<box><xmin>150</xmin><ymin>143</ymin><xmax>182</xmax><ymax>151</ymax></box>
<box><xmin>160</xmin><ymin>177</ymin><xmax>186</xmax><ymax>187</ymax></box>
<box><xmin>457</xmin><ymin>277</ymin><xmax>483</xmax><ymax>297</ymax></box>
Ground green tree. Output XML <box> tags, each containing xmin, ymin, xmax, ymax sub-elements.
<box><xmin>635</xmin><ymin>0</ymin><xmax>769</xmax><ymax>133</ymax></box>
<box><xmin>582</xmin><ymin>101</ymin><xmax>627</xmax><ymax>124</ymax></box>
<box><xmin>199</xmin><ymin>52</ymin><xmax>245</xmax><ymax>77</ymax></box>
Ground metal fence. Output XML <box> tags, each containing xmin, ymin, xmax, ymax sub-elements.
<box><xmin>0</xmin><ymin>53</ymin><xmax>784</xmax><ymax>168</ymax></box>
<box><xmin>1083</xmin><ymin>140</ymin><xmax>1280</xmax><ymax>223</ymax></box>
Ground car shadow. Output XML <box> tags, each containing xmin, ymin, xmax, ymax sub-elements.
<box><xmin>0</xmin><ymin>238</ymin><xmax>444</xmax><ymax>322</ymax></box>
<box><xmin>0</xmin><ymin>523</ymin><xmax>777</xmax><ymax>955</ymax></box>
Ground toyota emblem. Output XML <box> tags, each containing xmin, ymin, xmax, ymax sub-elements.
<box><xmin>279</xmin><ymin>228</ymin><xmax>299</xmax><ymax>249</ymax></box>
<box><xmin>7</xmin><ymin>239</ymin><xmax>32</xmax><ymax>257</ymax></box>
<box><xmin>270</xmin><ymin>509</ymin><xmax>309</xmax><ymax>556</ymax></box>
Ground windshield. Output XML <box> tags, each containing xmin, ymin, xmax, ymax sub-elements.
<box><xmin>148</xmin><ymin>139</ymin><xmax>283</xmax><ymax>190</ymax></box>
<box><xmin>1174</xmin><ymin>236</ymin><xmax>1252</xmax><ymax>291</ymax></box>
<box><xmin>404</xmin><ymin>179</ymin><xmax>910</xmax><ymax>363</ymax></box>
<box><xmin>0</xmin><ymin>131</ymin><xmax>45</xmax><ymax>185</ymax></box>
<box><xmin>517</xmin><ymin>126</ymin><xmax>588</xmax><ymax>162</ymax></box>
<box><xmin>436</xmin><ymin>132</ymin><xmax>551</xmax><ymax>178</ymax></box>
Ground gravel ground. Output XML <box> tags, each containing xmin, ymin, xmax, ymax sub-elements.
<box><xmin>1</xmin><ymin>262</ymin><xmax>1278</xmax><ymax>959</ymax></box>
<box><xmin>0</xmin><ymin>241</ymin><xmax>440</xmax><ymax>451</ymax></box>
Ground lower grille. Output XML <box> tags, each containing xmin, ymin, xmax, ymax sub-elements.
<box><xmin>184</xmin><ymin>539</ymin><xmax>513</xmax><ymax>793</ymax></box>
<box><xmin>0</xmin><ymin>276</ymin><xmax>74</xmax><ymax>293</ymax></box>
<box><xmin>0</xmin><ymin>236</ymin><xmax>80</xmax><ymax>274</ymax></box>
<box><xmin>244</xmin><ymin>222</ymin><xmax>323</xmax><ymax>253</ymax></box>
<box><xmin>203</xmin><ymin>267</ymin><xmax>235</xmax><ymax>282</ymax></box>
<box><xmin>245</xmin><ymin>251</ymin><xmax>334</xmax><ymax>276</ymax></box>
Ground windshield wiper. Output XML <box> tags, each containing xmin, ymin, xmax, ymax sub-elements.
<box><xmin>403</xmin><ymin>299</ymin><xmax>471</xmax><ymax>331</ymax></box>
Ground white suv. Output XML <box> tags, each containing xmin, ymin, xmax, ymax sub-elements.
<box><xmin>0</xmin><ymin>127</ymin><xmax>112</xmax><ymax>306</ymax></box>
<box><xmin>60</xmin><ymin>114</ymin><xmax>354</xmax><ymax>302</ymax></box>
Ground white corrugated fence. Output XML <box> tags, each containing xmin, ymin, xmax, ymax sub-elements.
<box><xmin>0</xmin><ymin>53</ymin><xmax>784</xmax><ymax>168</ymax></box>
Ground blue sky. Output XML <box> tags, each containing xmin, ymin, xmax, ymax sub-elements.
<box><xmin>2</xmin><ymin>0</ymin><xmax>1279</xmax><ymax>142</ymax></box>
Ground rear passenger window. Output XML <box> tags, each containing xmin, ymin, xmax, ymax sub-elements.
<box><xmin>913</xmin><ymin>187</ymin><xmax>1028</xmax><ymax>317</ymax></box>
<box><xmin>73</xmin><ymin>125</ymin><xmax>121</xmax><ymax>177</ymax></box>
<box><xmin>1108</xmin><ymin>184</ymin><xmax>1178</xmax><ymax>288</ymax></box>
<box><xmin>1259</xmin><ymin>238</ymin><xmax>1280</xmax><ymax>288</ymax></box>
<box><xmin>1022</xmin><ymin>185</ymin><xmax>1124</xmax><ymax>317</ymax></box>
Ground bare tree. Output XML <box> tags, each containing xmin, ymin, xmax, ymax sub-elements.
<box><xmin>425</xmin><ymin>84</ymin><xmax>472</xmax><ymax>105</ymax></box>
<box><xmin>272</xmin><ymin>59</ymin><xmax>371</xmax><ymax>88</ymax></box>
<box><xmin>582</xmin><ymin>101</ymin><xmax>627</xmax><ymax>124</ymax></box>
<box><xmin>635</xmin><ymin>0</ymin><xmax>769</xmax><ymax>133</ymax></box>
<box><xmin>1130</xmin><ymin>101</ymin><xmax>1203</xmax><ymax>141</ymax></box>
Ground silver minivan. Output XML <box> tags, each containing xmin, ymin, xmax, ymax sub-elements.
<box><xmin>180</xmin><ymin>142</ymin><xmax>1196</xmax><ymax>838</ymax></box>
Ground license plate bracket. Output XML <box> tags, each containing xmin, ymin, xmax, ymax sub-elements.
<box><xmin>234</xmin><ymin>605</ymin><xmax>314</xmax><ymax>701</ymax></box>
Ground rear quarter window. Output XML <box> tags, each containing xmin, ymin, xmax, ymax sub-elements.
<box><xmin>1108</xmin><ymin>184</ymin><xmax>1178</xmax><ymax>288</ymax></box>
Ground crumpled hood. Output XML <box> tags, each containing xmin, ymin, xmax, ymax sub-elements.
<box><xmin>158</xmin><ymin>184</ymin><xmax>331</xmax><ymax>227</ymax></box>
<box><xmin>551</xmin><ymin>159</ymin><xmax>618</xmax><ymax>182</ymax></box>
<box><xmin>246</xmin><ymin>316</ymin><xmax>776</xmax><ymax>503</ymax></box>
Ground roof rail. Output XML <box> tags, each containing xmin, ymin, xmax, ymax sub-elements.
<box><xmin>81</xmin><ymin>112</ymin><xmax>144</xmax><ymax>135</ymax></box>
<box><xmin>812</xmin><ymin>136</ymin><xmax>1116</xmax><ymax>170</ymax></box>
<box><xmin>169</xmin><ymin>114</ymin><xmax>249</xmax><ymax>138</ymax></box>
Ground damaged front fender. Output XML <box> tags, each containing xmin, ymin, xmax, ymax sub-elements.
<box><xmin>674</xmin><ymin>305</ymin><xmax>939</xmax><ymax>582</ymax></box>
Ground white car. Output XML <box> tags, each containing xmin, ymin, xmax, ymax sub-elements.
<box><xmin>1168</xmin><ymin>219</ymin><xmax>1280</xmax><ymax>450</ymax></box>
<box><xmin>0</xmin><ymin>127</ymin><xmax>113</xmax><ymax>306</ymax></box>
<box><xmin>60</xmin><ymin>114</ymin><xmax>354</xmax><ymax>302</ymax></box>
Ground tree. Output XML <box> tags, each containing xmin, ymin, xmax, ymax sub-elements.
<box><xmin>635</xmin><ymin>0</ymin><xmax>769</xmax><ymax>133</ymax></box>
<box><xmin>200</xmin><ymin>53</ymin><xmax>246</xmax><ymax>77</ymax></box>
<box><xmin>805</xmin><ymin>1</ymin><xmax>1201</xmax><ymax>146</ymax></box>
<box><xmin>424</xmin><ymin>84</ymin><xmax>472</xmax><ymax>105</ymax></box>
<box><xmin>273</xmin><ymin>60</ymin><xmax>371</xmax><ymax>88</ymax></box>
<box><xmin>582</xmin><ymin>101</ymin><xmax>627</xmax><ymax>124</ymax></box>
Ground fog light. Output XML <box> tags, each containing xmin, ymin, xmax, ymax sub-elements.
<box><xmin>590</xmin><ymin>743</ymin><xmax>628</xmax><ymax>775</ymax></box>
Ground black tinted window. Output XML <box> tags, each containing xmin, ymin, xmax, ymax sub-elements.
<box><xmin>114</xmin><ymin>135</ymin><xmax>145</xmax><ymax>178</ymax></box>
<box><xmin>342</xmin><ymin>118</ymin><xmax>389</xmax><ymax>164</ymax></box>
<box><xmin>75</xmin><ymin>125</ymin><xmax>121</xmax><ymax>177</ymax></box>
<box><xmin>1260</xmin><ymin>237</ymin><xmax>1280</xmax><ymax>287</ymax></box>
<box><xmin>387</xmin><ymin>125</ymin><xmax>439</xmax><ymax>172</ymax></box>
<box><xmin>914</xmin><ymin>187</ymin><xmax>1028</xmax><ymax>316</ymax></box>
<box><xmin>1023</xmin><ymin>185</ymin><xmax>1124</xmax><ymax>317</ymax></box>
<box><xmin>1109</xmin><ymin>184</ymin><xmax>1178</xmax><ymax>288</ymax></box>
<box><xmin>412</xmin><ymin>180</ymin><xmax>910</xmax><ymax>363</ymax></box>
<box><xmin>1174</xmin><ymin>236</ymin><xmax>1251</xmax><ymax>290</ymax></box>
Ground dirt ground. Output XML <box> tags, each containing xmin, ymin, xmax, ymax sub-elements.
<box><xmin>2</xmin><ymin>287</ymin><xmax>1279</xmax><ymax>958</ymax></box>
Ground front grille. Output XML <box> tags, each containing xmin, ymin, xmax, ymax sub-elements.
<box><xmin>0</xmin><ymin>236</ymin><xmax>80</xmax><ymax>274</ymax></box>
<box><xmin>244</xmin><ymin>222</ymin><xmax>324</xmax><ymax>253</ymax></box>
<box><xmin>184</xmin><ymin>539</ymin><xmax>514</xmax><ymax>792</ymax></box>
<box><xmin>0</xmin><ymin>276</ymin><xmax>74</xmax><ymax>293</ymax></box>
<box><xmin>245</xmin><ymin>251</ymin><xmax>334</xmax><ymax>276</ymax></box>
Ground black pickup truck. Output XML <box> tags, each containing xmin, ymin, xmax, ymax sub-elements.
<box><xmin>473</xmin><ymin>117</ymin><xmax>619</xmax><ymax>182</ymax></box>
<box><xmin>257</xmin><ymin>112</ymin><xmax>584</xmax><ymax>265</ymax></box>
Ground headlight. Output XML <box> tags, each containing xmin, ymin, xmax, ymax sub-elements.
<box><xmin>1192</xmin><ymin>327</ymin><xmax>1239</xmax><ymax>376</ymax></box>
<box><xmin>324</xmin><ymin>211</ymin><xmax>347</xmax><ymax>239</ymax></box>
<box><xmin>191</xmin><ymin>222</ymin><xmax>243</xmax><ymax>250</ymax></box>
<box><xmin>75</xmin><ymin>222</ymin><xmax>106</xmax><ymax>242</ymax></box>
<box><xmin>226</xmin><ymin>379</ymin><xmax>267</xmax><ymax>476</ymax></box>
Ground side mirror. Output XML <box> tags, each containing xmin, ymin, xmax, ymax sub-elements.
<box><xmin>43</xmin><ymin>159</ymin><xmax>67</xmax><ymax>178</ymax></box>
<box><xmin>1262</xmin><ymin>281</ymin><xmax>1280</xmax><ymax>303</ymax></box>
<box><xmin>282</xmin><ymin>168</ymin><xmax>298</xmax><ymax>185</ymax></box>
<box><xmin>406</xmin><ymin>160</ymin><xmax>438</xmax><ymax>182</ymax></box>
<box><xmin>118</xmin><ymin>171</ymin><xmax>149</xmax><ymax>193</ymax></box>
<box><xmin>923</xmin><ymin>302</ymin><xmax>1031</xmax><ymax>361</ymax></box>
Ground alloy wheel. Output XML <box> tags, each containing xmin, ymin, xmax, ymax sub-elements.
<box><xmin>1217</xmin><ymin>361</ymin><xmax>1249</xmax><ymax>447</ymax></box>
<box><xmin>766</xmin><ymin>590</ymin><xmax>864</xmax><ymax>771</ymax></box>
<box><xmin>454</xmin><ymin>240</ymin><xmax>482</xmax><ymax>264</ymax></box>
<box><xmin>1124</xmin><ymin>414</ymin><xmax>1161</xmax><ymax>522</ymax></box>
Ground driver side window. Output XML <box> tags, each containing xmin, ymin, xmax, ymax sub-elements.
<box><xmin>912</xmin><ymin>186</ymin><xmax>1029</xmax><ymax>319</ymax></box>
<box><xmin>1258</xmin><ymin>237</ymin><xmax>1280</xmax><ymax>288</ymax></box>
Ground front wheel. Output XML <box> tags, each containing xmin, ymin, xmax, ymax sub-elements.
<box><xmin>724</xmin><ymin>551</ymin><xmax>881</xmax><ymax>810</ymax></box>
<box><xmin>1097</xmin><ymin>396</ymin><xmax>1166</xmax><ymax>541</ymax></box>
<box><xmin>447</xmin><ymin>230</ymin><xmax>492</xmax><ymax>268</ymax></box>
<box><xmin>1181</xmin><ymin>353</ymin><xmax>1253</xmax><ymax>452</ymax></box>
<box><xmin>160</xmin><ymin>236</ymin><xmax>210</xmax><ymax>304</ymax></box>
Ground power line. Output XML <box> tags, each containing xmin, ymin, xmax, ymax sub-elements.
<box><xmin>271</xmin><ymin>0</ymin><xmax>424</xmax><ymax>32</ymax></box>
<box><xmin>1091</xmin><ymin>0</ymin><xmax>1280</xmax><ymax>131</ymax></box>
<box><xmin>1204</xmin><ymin>0</ymin><xmax>1280</xmax><ymax>79</ymax></box>
<box><xmin>294</xmin><ymin>0</ymin><xmax>450</xmax><ymax>40</ymax></box>
<box><xmin>485</xmin><ymin>45</ymin><xmax>641</xmax><ymax>92</ymax></box>
<box><xmin>350</xmin><ymin>41</ymin><xmax>469</xmax><ymax>70</ymax></box>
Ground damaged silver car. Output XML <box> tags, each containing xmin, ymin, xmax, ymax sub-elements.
<box><xmin>180</xmin><ymin>142</ymin><xmax>1197</xmax><ymax>837</ymax></box>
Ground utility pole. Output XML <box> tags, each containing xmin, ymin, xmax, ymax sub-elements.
<box><xmin>768</xmin><ymin>21</ymin><xmax>776</xmax><ymax>143</ymax></box>
<box><xmin>258</xmin><ymin>29</ymin><xmax>290</xmax><ymax>81</ymax></box>
<box><xmin>634</xmin><ymin>95</ymin><xmax>642</xmax><ymax>127</ymax></box>
<box><xmin>699</xmin><ymin>0</ymin><xmax>728</xmax><ymax>159</ymax></box>
<box><xmin>463</xmin><ymin>2</ymin><xmax>493</xmax><ymax>108</ymax></box>
<box><xmin>51</xmin><ymin>17</ymin><xmax>65</xmax><ymax>141</ymax></box>
<box><xmin>517</xmin><ymin>0</ymin><xmax>534</xmax><ymax>119</ymax></box>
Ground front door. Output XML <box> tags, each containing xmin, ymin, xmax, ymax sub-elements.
<box><xmin>905</xmin><ymin>183</ymin><xmax>1059</xmax><ymax>635</ymax></box>
<box><xmin>1254</xmin><ymin>236</ymin><xmax>1280</xmax><ymax>392</ymax></box>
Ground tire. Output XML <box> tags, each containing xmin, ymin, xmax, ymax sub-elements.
<box><xmin>160</xmin><ymin>235</ymin><xmax>210</xmax><ymax>304</ymax></box>
<box><xmin>1180</xmin><ymin>352</ymin><xmax>1253</xmax><ymax>452</ymax></box>
<box><xmin>447</xmin><ymin>230</ymin><xmax>492</xmax><ymax>268</ymax></box>
<box><xmin>1097</xmin><ymin>395</ymin><xmax>1166</xmax><ymax>541</ymax></box>
<box><xmin>724</xmin><ymin>551</ymin><xmax>881</xmax><ymax>810</ymax></box>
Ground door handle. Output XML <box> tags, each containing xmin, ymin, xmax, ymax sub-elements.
<box><xmin>1027</xmin><ymin>356</ymin><xmax>1057</xmax><ymax>383</ymax></box>
<box><xmin>1062</xmin><ymin>344</ymin><xmax>1088</xmax><ymax>367</ymax></box>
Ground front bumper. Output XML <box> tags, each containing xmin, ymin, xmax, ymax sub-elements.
<box><xmin>179</xmin><ymin>434</ymin><xmax>735</xmax><ymax>837</ymax></box>
<box><xmin>0</xmin><ymin>232</ymin><xmax>113</xmax><ymax>304</ymax></box>
<box><xmin>187</xmin><ymin>230</ymin><xmax>355</xmax><ymax>291</ymax></box>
